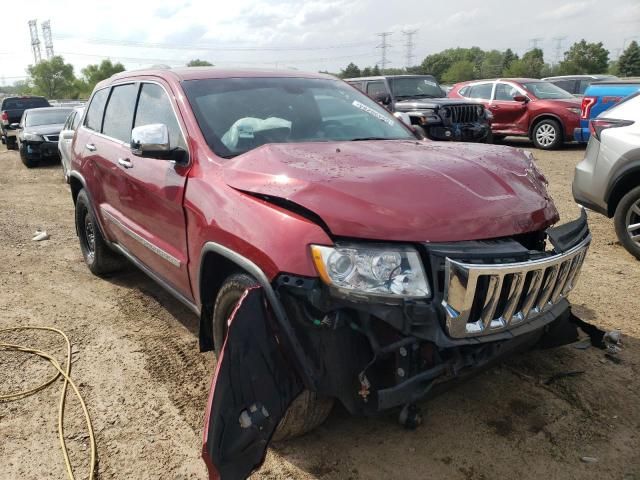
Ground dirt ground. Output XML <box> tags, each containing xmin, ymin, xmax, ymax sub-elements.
<box><xmin>1</xmin><ymin>139</ymin><xmax>639</xmax><ymax>480</ymax></box>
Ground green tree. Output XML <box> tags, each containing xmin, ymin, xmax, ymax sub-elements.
<box><xmin>442</xmin><ymin>60</ymin><xmax>476</xmax><ymax>83</ymax></box>
<box><xmin>502</xmin><ymin>48</ymin><xmax>518</xmax><ymax>71</ymax></box>
<box><xmin>617</xmin><ymin>41</ymin><xmax>640</xmax><ymax>76</ymax></box>
<box><xmin>340</xmin><ymin>62</ymin><xmax>361</xmax><ymax>78</ymax></box>
<box><xmin>27</xmin><ymin>56</ymin><xmax>76</xmax><ymax>98</ymax></box>
<box><xmin>480</xmin><ymin>50</ymin><xmax>505</xmax><ymax>78</ymax></box>
<box><xmin>187</xmin><ymin>59</ymin><xmax>214</xmax><ymax>67</ymax></box>
<box><xmin>372</xmin><ymin>65</ymin><xmax>381</xmax><ymax>76</ymax></box>
<box><xmin>361</xmin><ymin>67</ymin><xmax>373</xmax><ymax>76</ymax></box>
<box><xmin>81</xmin><ymin>59</ymin><xmax>125</xmax><ymax>91</ymax></box>
<box><xmin>559</xmin><ymin>40</ymin><xmax>609</xmax><ymax>74</ymax></box>
<box><xmin>504</xmin><ymin>48</ymin><xmax>545</xmax><ymax>78</ymax></box>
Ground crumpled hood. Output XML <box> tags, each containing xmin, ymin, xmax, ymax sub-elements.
<box><xmin>223</xmin><ymin>140</ymin><xmax>558</xmax><ymax>242</ymax></box>
<box><xmin>394</xmin><ymin>98</ymin><xmax>479</xmax><ymax>111</ymax></box>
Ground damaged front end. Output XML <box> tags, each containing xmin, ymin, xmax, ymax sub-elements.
<box><xmin>203</xmin><ymin>212</ymin><xmax>590</xmax><ymax>479</ymax></box>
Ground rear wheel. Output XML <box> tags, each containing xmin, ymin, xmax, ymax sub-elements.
<box><xmin>531</xmin><ymin>119</ymin><xmax>562</xmax><ymax>150</ymax></box>
<box><xmin>614</xmin><ymin>186</ymin><xmax>640</xmax><ymax>260</ymax></box>
<box><xmin>75</xmin><ymin>189</ymin><xmax>125</xmax><ymax>275</ymax></box>
<box><xmin>6</xmin><ymin>136</ymin><xmax>17</xmax><ymax>150</ymax></box>
<box><xmin>213</xmin><ymin>273</ymin><xmax>334</xmax><ymax>440</ymax></box>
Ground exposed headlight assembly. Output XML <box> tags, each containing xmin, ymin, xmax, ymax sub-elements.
<box><xmin>23</xmin><ymin>132</ymin><xmax>43</xmax><ymax>141</ymax></box>
<box><xmin>311</xmin><ymin>244</ymin><xmax>430</xmax><ymax>300</ymax></box>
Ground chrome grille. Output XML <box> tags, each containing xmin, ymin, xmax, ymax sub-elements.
<box><xmin>441</xmin><ymin>236</ymin><xmax>590</xmax><ymax>338</ymax></box>
<box><xmin>43</xmin><ymin>135</ymin><xmax>59</xmax><ymax>142</ymax></box>
<box><xmin>443</xmin><ymin>105</ymin><xmax>482</xmax><ymax>124</ymax></box>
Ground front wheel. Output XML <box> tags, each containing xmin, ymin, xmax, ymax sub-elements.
<box><xmin>532</xmin><ymin>119</ymin><xmax>563</xmax><ymax>150</ymax></box>
<box><xmin>213</xmin><ymin>273</ymin><xmax>334</xmax><ymax>440</ymax></box>
<box><xmin>614</xmin><ymin>186</ymin><xmax>640</xmax><ymax>260</ymax></box>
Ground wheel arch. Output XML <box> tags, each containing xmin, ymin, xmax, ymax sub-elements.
<box><xmin>528</xmin><ymin>113</ymin><xmax>564</xmax><ymax>138</ymax></box>
<box><xmin>606</xmin><ymin>166</ymin><xmax>640</xmax><ymax>218</ymax></box>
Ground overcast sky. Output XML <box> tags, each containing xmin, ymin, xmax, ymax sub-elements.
<box><xmin>0</xmin><ymin>0</ymin><xmax>638</xmax><ymax>84</ymax></box>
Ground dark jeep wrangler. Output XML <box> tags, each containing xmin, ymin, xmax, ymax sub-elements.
<box><xmin>345</xmin><ymin>75</ymin><xmax>491</xmax><ymax>142</ymax></box>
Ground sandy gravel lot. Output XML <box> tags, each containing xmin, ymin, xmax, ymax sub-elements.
<box><xmin>1</xmin><ymin>140</ymin><xmax>639</xmax><ymax>480</ymax></box>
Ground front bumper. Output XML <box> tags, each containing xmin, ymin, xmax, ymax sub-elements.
<box><xmin>428</xmin><ymin>123</ymin><xmax>490</xmax><ymax>142</ymax></box>
<box><xmin>22</xmin><ymin>141</ymin><xmax>60</xmax><ymax>159</ymax></box>
<box><xmin>275</xmin><ymin>213</ymin><xmax>590</xmax><ymax>414</ymax></box>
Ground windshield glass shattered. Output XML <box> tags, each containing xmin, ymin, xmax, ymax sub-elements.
<box><xmin>182</xmin><ymin>77</ymin><xmax>412</xmax><ymax>158</ymax></box>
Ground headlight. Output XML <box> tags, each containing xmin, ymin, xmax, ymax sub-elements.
<box><xmin>567</xmin><ymin>107</ymin><xmax>581</xmax><ymax>115</ymax></box>
<box><xmin>311</xmin><ymin>244</ymin><xmax>430</xmax><ymax>300</ymax></box>
<box><xmin>23</xmin><ymin>132</ymin><xmax>43</xmax><ymax>141</ymax></box>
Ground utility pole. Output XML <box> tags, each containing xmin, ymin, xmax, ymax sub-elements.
<box><xmin>552</xmin><ymin>36</ymin><xmax>566</xmax><ymax>65</ymax></box>
<box><xmin>402</xmin><ymin>29</ymin><xmax>418</xmax><ymax>69</ymax></box>
<box><xmin>529</xmin><ymin>37</ymin><xmax>543</xmax><ymax>51</ymax></box>
<box><xmin>41</xmin><ymin>20</ymin><xmax>54</xmax><ymax>59</ymax></box>
<box><xmin>376</xmin><ymin>32</ymin><xmax>393</xmax><ymax>71</ymax></box>
<box><xmin>28</xmin><ymin>20</ymin><xmax>42</xmax><ymax>64</ymax></box>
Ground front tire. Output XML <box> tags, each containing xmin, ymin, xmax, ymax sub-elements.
<box><xmin>532</xmin><ymin>119</ymin><xmax>563</xmax><ymax>150</ymax></box>
<box><xmin>614</xmin><ymin>186</ymin><xmax>640</xmax><ymax>260</ymax></box>
<box><xmin>213</xmin><ymin>273</ymin><xmax>334</xmax><ymax>440</ymax></box>
<box><xmin>75</xmin><ymin>189</ymin><xmax>125</xmax><ymax>275</ymax></box>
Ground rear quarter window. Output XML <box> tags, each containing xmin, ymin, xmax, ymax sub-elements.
<box><xmin>84</xmin><ymin>88</ymin><xmax>110</xmax><ymax>132</ymax></box>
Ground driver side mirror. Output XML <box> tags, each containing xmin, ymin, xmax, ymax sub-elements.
<box><xmin>373</xmin><ymin>92</ymin><xmax>392</xmax><ymax>106</ymax></box>
<box><xmin>513</xmin><ymin>95</ymin><xmax>529</xmax><ymax>103</ymax></box>
<box><xmin>131</xmin><ymin>123</ymin><xmax>186</xmax><ymax>163</ymax></box>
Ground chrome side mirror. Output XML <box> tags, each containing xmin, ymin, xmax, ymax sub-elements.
<box><xmin>131</xmin><ymin>124</ymin><xmax>170</xmax><ymax>157</ymax></box>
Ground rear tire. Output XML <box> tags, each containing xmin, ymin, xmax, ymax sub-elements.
<box><xmin>213</xmin><ymin>273</ymin><xmax>334</xmax><ymax>440</ymax></box>
<box><xmin>6</xmin><ymin>136</ymin><xmax>18</xmax><ymax>150</ymax></box>
<box><xmin>75</xmin><ymin>189</ymin><xmax>125</xmax><ymax>275</ymax></box>
<box><xmin>614</xmin><ymin>186</ymin><xmax>640</xmax><ymax>260</ymax></box>
<box><xmin>531</xmin><ymin>119</ymin><xmax>563</xmax><ymax>150</ymax></box>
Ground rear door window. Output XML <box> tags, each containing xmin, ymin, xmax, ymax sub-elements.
<box><xmin>84</xmin><ymin>88</ymin><xmax>109</xmax><ymax>132</ymax></box>
<box><xmin>134</xmin><ymin>83</ymin><xmax>186</xmax><ymax>150</ymax></box>
<box><xmin>366</xmin><ymin>81</ymin><xmax>387</xmax><ymax>97</ymax></box>
<box><xmin>102</xmin><ymin>84</ymin><xmax>138</xmax><ymax>143</ymax></box>
<box><xmin>468</xmin><ymin>83</ymin><xmax>493</xmax><ymax>99</ymax></box>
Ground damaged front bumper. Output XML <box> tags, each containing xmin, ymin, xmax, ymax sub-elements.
<box><xmin>276</xmin><ymin>211</ymin><xmax>590</xmax><ymax>414</ymax></box>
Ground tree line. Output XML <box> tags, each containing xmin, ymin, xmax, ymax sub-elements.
<box><xmin>1</xmin><ymin>40</ymin><xmax>638</xmax><ymax>99</ymax></box>
<box><xmin>337</xmin><ymin>39</ymin><xmax>640</xmax><ymax>83</ymax></box>
<box><xmin>0</xmin><ymin>58</ymin><xmax>214</xmax><ymax>99</ymax></box>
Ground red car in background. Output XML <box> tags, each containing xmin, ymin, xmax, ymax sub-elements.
<box><xmin>448</xmin><ymin>78</ymin><xmax>582</xmax><ymax>150</ymax></box>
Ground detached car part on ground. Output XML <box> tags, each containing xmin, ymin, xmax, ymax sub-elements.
<box><xmin>66</xmin><ymin>68</ymin><xmax>591</xmax><ymax>480</ymax></box>
<box><xmin>15</xmin><ymin>107</ymin><xmax>73</xmax><ymax>168</ymax></box>
<box><xmin>345</xmin><ymin>75</ymin><xmax>491</xmax><ymax>142</ymax></box>
<box><xmin>574</xmin><ymin>91</ymin><xmax>640</xmax><ymax>259</ymax></box>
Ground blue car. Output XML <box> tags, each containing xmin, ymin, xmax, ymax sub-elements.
<box><xmin>575</xmin><ymin>79</ymin><xmax>640</xmax><ymax>143</ymax></box>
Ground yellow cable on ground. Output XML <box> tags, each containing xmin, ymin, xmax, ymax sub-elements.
<box><xmin>0</xmin><ymin>326</ymin><xmax>96</xmax><ymax>480</ymax></box>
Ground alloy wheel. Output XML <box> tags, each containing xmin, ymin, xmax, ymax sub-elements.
<box><xmin>83</xmin><ymin>213</ymin><xmax>96</xmax><ymax>262</ymax></box>
<box><xmin>626</xmin><ymin>200</ymin><xmax>640</xmax><ymax>248</ymax></box>
<box><xmin>535</xmin><ymin>123</ymin><xmax>556</xmax><ymax>147</ymax></box>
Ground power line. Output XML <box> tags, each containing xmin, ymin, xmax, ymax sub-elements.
<box><xmin>402</xmin><ymin>30</ymin><xmax>418</xmax><ymax>68</ymax></box>
<box><xmin>376</xmin><ymin>32</ymin><xmax>393</xmax><ymax>70</ymax></box>
<box><xmin>52</xmin><ymin>34</ymin><xmax>374</xmax><ymax>52</ymax></box>
<box><xmin>28</xmin><ymin>20</ymin><xmax>42</xmax><ymax>64</ymax></box>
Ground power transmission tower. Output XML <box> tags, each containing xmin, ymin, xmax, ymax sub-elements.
<box><xmin>402</xmin><ymin>29</ymin><xmax>418</xmax><ymax>69</ymax></box>
<box><xmin>28</xmin><ymin>20</ymin><xmax>42</xmax><ymax>64</ymax></box>
<box><xmin>376</xmin><ymin>32</ymin><xmax>393</xmax><ymax>71</ymax></box>
<box><xmin>552</xmin><ymin>36</ymin><xmax>567</xmax><ymax>65</ymax></box>
<box><xmin>41</xmin><ymin>20</ymin><xmax>54</xmax><ymax>59</ymax></box>
<box><xmin>529</xmin><ymin>37</ymin><xmax>543</xmax><ymax>51</ymax></box>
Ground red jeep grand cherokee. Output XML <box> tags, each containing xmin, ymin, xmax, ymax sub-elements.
<box><xmin>69</xmin><ymin>68</ymin><xmax>590</xmax><ymax>479</ymax></box>
<box><xmin>449</xmin><ymin>78</ymin><xmax>582</xmax><ymax>150</ymax></box>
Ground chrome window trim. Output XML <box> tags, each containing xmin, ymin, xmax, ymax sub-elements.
<box><xmin>442</xmin><ymin>235</ymin><xmax>590</xmax><ymax>338</ymax></box>
<box><xmin>101</xmin><ymin>208</ymin><xmax>182</xmax><ymax>268</ymax></box>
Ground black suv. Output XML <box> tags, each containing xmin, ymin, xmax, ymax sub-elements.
<box><xmin>345</xmin><ymin>75</ymin><xmax>491</xmax><ymax>142</ymax></box>
<box><xmin>1</xmin><ymin>96</ymin><xmax>50</xmax><ymax>149</ymax></box>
